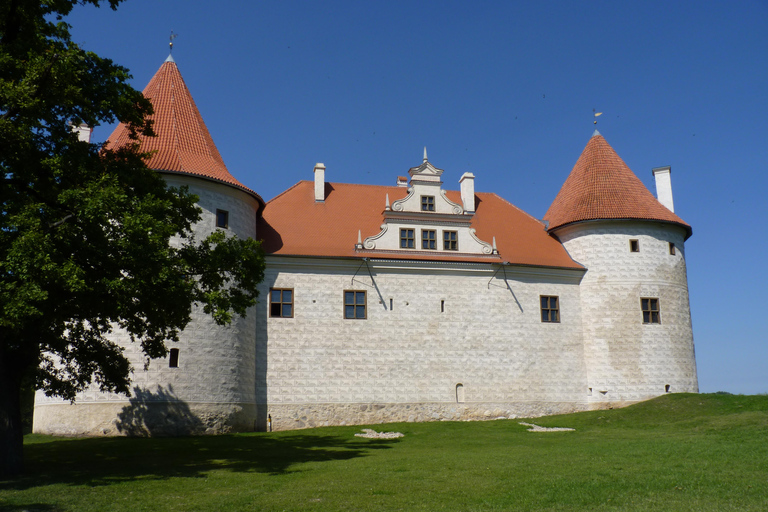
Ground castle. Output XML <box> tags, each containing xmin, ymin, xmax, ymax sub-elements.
<box><xmin>33</xmin><ymin>57</ymin><xmax>698</xmax><ymax>435</ymax></box>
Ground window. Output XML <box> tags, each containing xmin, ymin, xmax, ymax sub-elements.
<box><xmin>216</xmin><ymin>209</ymin><xmax>229</xmax><ymax>229</ymax></box>
<box><xmin>540</xmin><ymin>296</ymin><xmax>559</xmax><ymax>323</ymax></box>
<box><xmin>669</xmin><ymin>242</ymin><xmax>676</xmax><ymax>255</ymax></box>
<box><xmin>422</xmin><ymin>229</ymin><xmax>436</xmax><ymax>249</ymax></box>
<box><xmin>344</xmin><ymin>290</ymin><xmax>366</xmax><ymax>319</ymax></box>
<box><xmin>400</xmin><ymin>228</ymin><xmax>415</xmax><ymax>249</ymax></box>
<box><xmin>641</xmin><ymin>298</ymin><xmax>660</xmax><ymax>324</ymax></box>
<box><xmin>169</xmin><ymin>348</ymin><xmax>179</xmax><ymax>368</ymax></box>
<box><xmin>270</xmin><ymin>288</ymin><xmax>293</xmax><ymax>318</ymax></box>
<box><xmin>421</xmin><ymin>196</ymin><xmax>435</xmax><ymax>211</ymax></box>
<box><xmin>443</xmin><ymin>231</ymin><xmax>458</xmax><ymax>251</ymax></box>
<box><xmin>629</xmin><ymin>239</ymin><xmax>639</xmax><ymax>252</ymax></box>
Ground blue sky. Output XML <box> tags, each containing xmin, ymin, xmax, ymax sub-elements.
<box><xmin>67</xmin><ymin>0</ymin><xmax>768</xmax><ymax>394</ymax></box>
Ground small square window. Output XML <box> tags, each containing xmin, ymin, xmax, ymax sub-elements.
<box><xmin>669</xmin><ymin>242</ymin><xmax>676</xmax><ymax>255</ymax></box>
<box><xmin>443</xmin><ymin>231</ymin><xmax>458</xmax><ymax>251</ymax></box>
<box><xmin>421</xmin><ymin>196</ymin><xmax>435</xmax><ymax>211</ymax></box>
<box><xmin>641</xmin><ymin>297</ymin><xmax>660</xmax><ymax>324</ymax></box>
<box><xmin>270</xmin><ymin>288</ymin><xmax>294</xmax><ymax>318</ymax></box>
<box><xmin>216</xmin><ymin>209</ymin><xmax>229</xmax><ymax>229</ymax></box>
<box><xmin>344</xmin><ymin>290</ymin><xmax>366</xmax><ymax>319</ymax></box>
<box><xmin>629</xmin><ymin>239</ymin><xmax>639</xmax><ymax>252</ymax></box>
<box><xmin>540</xmin><ymin>296</ymin><xmax>559</xmax><ymax>323</ymax></box>
<box><xmin>422</xmin><ymin>229</ymin><xmax>436</xmax><ymax>249</ymax></box>
<box><xmin>400</xmin><ymin>228</ymin><xmax>415</xmax><ymax>249</ymax></box>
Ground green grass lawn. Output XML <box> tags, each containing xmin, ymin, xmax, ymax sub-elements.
<box><xmin>2</xmin><ymin>393</ymin><xmax>767</xmax><ymax>511</ymax></box>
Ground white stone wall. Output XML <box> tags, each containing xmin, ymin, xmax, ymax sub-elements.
<box><xmin>256</xmin><ymin>257</ymin><xmax>590</xmax><ymax>431</ymax></box>
<box><xmin>555</xmin><ymin>221</ymin><xmax>698</xmax><ymax>403</ymax></box>
<box><xmin>34</xmin><ymin>176</ymin><xmax>261</xmax><ymax>436</ymax></box>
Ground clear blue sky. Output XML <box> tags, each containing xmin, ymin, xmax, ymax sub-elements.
<box><xmin>67</xmin><ymin>0</ymin><xmax>768</xmax><ymax>394</ymax></box>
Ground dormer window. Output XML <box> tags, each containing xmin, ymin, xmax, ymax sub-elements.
<box><xmin>421</xmin><ymin>196</ymin><xmax>435</xmax><ymax>211</ymax></box>
<box><xmin>422</xmin><ymin>230</ymin><xmax>436</xmax><ymax>249</ymax></box>
<box><xmin>400</xmin><ymin>228</ymin><xmax>415</xmax><ymax>249</ymax></box>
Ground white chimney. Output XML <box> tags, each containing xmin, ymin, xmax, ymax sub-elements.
<box><xmin>652</xmin><ymin>166</ymin><xmax>674</xmax><ymax>212</ymax></box>
<box><xmin>459</xmin><ymin>172</ymin><xmax>475</xmax><ymax>213</ymax></box>
<box><xmin>314</xmin><ymin>163</ymin><xmax>326</xmax><ymax>202</ymax></box>
<box><xmin>72</xmin><ymin>123</ymin><xmax>92</xmax><ymax>143</ymax></box>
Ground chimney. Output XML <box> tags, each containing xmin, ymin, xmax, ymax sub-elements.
<box><xmin>72</xmin><ymin>123</ymin><xmax>92</xmax><ymax>143</ymax></box>
<box><xmin>459</xmin><ymin>172</ymin><xmax>475</xmax><ymax>213</ymax></box>
<box><xmin>652</xmin><ymin>166</ymin><xmax>674</xmax><ymax>212</ymax></box>
<box><xmin>396</xmin><ymin>176</ymin><xmax>408</xmax><ymax>187</ymax></box>
<box><xmin>314</xmin><ymin>163</ymin><xmax>326</xmax><ymax>202</ymax></box>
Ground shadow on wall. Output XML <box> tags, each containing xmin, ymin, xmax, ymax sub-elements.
<box><xmin>116</xmin><ymin>385</ymin><xmax>204</xmax><ymax>436</ymax></box>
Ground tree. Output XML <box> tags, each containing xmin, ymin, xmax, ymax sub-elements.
<box><xmin>0</xmin><ymin>0</ymin><xmax>265</xmax><ymax>477</ymax></box>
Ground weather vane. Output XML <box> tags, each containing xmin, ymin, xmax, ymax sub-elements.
<box><xmin>593</xmin><ymin>108</ymin><xmax>603</xmax><ymax>125</ymax></box>
<box><xmin>169</xmin><ymin>31</ymin><xmax>178</xmax><ymax>53</ymax></box>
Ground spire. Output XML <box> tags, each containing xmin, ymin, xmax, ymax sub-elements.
<box><xmin>544</xmin><ymin>133</ymin><xmax>691</xmax><ymax>238</ymax></box>
<box><xmin>423</xmin><ymin>146</ymin><xmax>428</xmax><ymax>163</ymax></box>
<box><xmin>106</xmin><ymin>58</ymin><xmax>262</xmax><ymax>204</ymax></box>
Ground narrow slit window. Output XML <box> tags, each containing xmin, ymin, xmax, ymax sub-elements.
<box><xmin>169</xmin><ymin>348</ymin><xmax>179</xmax><ymax>368</ymax></box>
<box><xmin>216</xmin><ymin>209</ymin><xmax>229</xmax><ymax>229</ymax></box>
<box><xmin>441</xmin><ymin>300</ymin><xmax>445</xmax><ymax>313</ymax></box>
<box><xmin>389</xmin><ymin>298</ymin><xmax>393</xmax><ymax>311</ymax></box>
<box><xmin>669</xmin><ymin>242</ymin><xmax>676</xmax><ymax>255</ymax></box>
<box><xmin>629</xmin><ymin>239</ymin><xmax>639</xmax><ymax>252</ymax></box>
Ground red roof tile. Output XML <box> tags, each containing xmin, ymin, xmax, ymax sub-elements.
<box><xmin>259</xmin><ymin>181</ymin><xmax>582</xmax><ymax>269</ymax></box>
<box><xmin>106</xmin><ymin>57</ymin><xmax>263</xmax><ymax>205</ymax></box>
<box><xmin>544</xmin><ymin>132</ymin><xmax>691</xmax><ymax>238</ymax></box>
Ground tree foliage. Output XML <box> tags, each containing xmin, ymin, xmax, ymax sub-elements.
<box><xmin>0</xmin><ymin>0</ymin><xmax>266</xmax><ymax>477</ymax></box>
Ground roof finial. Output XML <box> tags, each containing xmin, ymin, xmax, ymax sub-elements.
<box><xmin>169</xmin><ymin>30</ymin><xmax>178</xmax><ymax>53</ymax></box>
<box><xmin>423</xmin><ymin>146</ymin><xmax>428</xmax><ymax>163</ymax></box>
<box><xmin>593</xmin><ymin>108</ymin><xmax>602</xmax><ymax>125</ymax></box>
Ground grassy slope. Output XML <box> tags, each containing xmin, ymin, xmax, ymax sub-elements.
<box><xmin>1</xmin><ymin>393</ymin><xmax>766</xmax><ymax>511</ymax></box>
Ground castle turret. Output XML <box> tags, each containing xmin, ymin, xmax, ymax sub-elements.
<box><xmin>34</xmin><ymin>56</ymin><xmax>263</xmax><ymax>436</ymax></box>
<box><xmin>544</xmin><ymin>131</ymin><xmax>698</xmax><ymax>405</ymax></box>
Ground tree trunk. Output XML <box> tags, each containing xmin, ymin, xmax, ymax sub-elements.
<box><xmin>0</xmin><ymin>345</ymin><xmax>24</xmax><ymax>478</ymax></box>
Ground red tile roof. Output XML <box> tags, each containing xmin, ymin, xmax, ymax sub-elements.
<box><xmin>259</xmin><ymin>181</ymin><xmax>583</xmax><ymax>269</ymax></box>
<box><xmin>106</xmin><ymin>57</ymin><xmax>263</xmax><ymax>205</ymax></box>
<box><xmin>544</xmin><ymin>132</ymin><xmax>691</xmax><ymax>238</ymax></box>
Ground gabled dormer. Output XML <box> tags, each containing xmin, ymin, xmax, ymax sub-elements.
<box><xmin>358</xmin><ymin>150</ymin><xmax>497</xmax><ymax>257</ymax></box>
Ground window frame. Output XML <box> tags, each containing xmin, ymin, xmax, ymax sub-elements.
<box><xmin>269</xmin><ymin>288</ymin><xmax>294</xmax><ymax>318</ymax></box>
<box><xmin>421</xmin><ymin>195</ymin><xmax>435</xmax><ymax>211</ymax></box>
<box><xmin>169</xmin><ymin>347</ymin><xmax>180</xmax><ymax>368</ymax></box>
<box><xmin>641</xmin><ymin>297</ymin><xmax>660</xmax><ymax>324</ymax></box>
<box><xmin>344</xmin><ymin>290</ymin><xmax>367</xmax><ymax>319</ymax></box>
<box><xmin>669</xmin><ymin>242</ymin><xmax>676</xmax><ymax>255</ymax></box>
<box><xmin>629</xmin><ymin>239</ymin><xmax>639</xmax><ymax>252</ymax></box>
<box><xmin>443</xmin><ymin>230</ymin><xmax>458</xmax><ymax>251</ymax></box>
<box><xmin>540</xmin><ymin>295</ymin><xmax>560</xmax><ymax>323</ymax></box>
<box><xmin>216</xmin><ymin>209</ymin><xmax>229</xmax><ymax>229</ymax></box>
<box><xmin>400</xmin><ymin>228</ymin><xmax>415</xmax><ymax>249</ymax></box>
<box><xmin>422</xmin><ymin>229</ymin><xmax>437</xmax><ymax>250</ymax></box>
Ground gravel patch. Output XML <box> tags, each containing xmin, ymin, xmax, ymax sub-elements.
<box><xmin>519</xmin><ymin>422</ymin><xmax>575</xmax><ymax>432</ymax></box>
<box><xmin>354</xmin><ymin>428</ymin><xmax>404</xmax><ymax>439</ymax></box>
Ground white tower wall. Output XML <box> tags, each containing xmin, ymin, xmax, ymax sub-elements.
<box><xmin>555</xmin><ymin>221</ymin><xmax>698</xmax><ymax>405</ymax></box>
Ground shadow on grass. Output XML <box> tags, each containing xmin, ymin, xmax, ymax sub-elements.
<box><xmin>2</xmin><ymin>431</ymin><xmax>398</xmax><ymax>491</ymax></box>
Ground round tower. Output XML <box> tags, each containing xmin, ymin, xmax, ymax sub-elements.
<box><xmin>33</xmin><ymin>55</ymin><xmax>264</xmax><ymax>436</ymax></box>
<box><xmin>544</xmin><ymin>131</ymin><xmax>698</xmax><ymax>406</ymax></box>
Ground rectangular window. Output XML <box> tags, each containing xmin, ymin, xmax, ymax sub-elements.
<box><xmin>421</xmin><ymin>196</ymin><xmax>435</xmax><ymax>211</ymax></box>
<box><xmin>216</xmin><ymin>209</ymin><xmax>229</xmax><ymax>229</ymax></box>
<box><xmin>344</xmin><ymin>290</ymin><xmax>366</xmax><ymax>319</ymax></box>
<box><xmin>169</xmin><ymin>348</ymin><xmax>179</xmax><ymax>368</ymax></box>
<box><xmin>629</xmin><ymin>239</ymin><xmax>639</xmax><ymax>252</ymax></box>
<box><xmin>443</xmin><ymin>231</ymin><xmax>458</xmax><ymax>251</ymax></box>
<box><xmin>641</xmin><ymin>298</ymin><xmax>660</xmax><ymax>324</ymax></box>
<box><xmin>270</xmin><ymin>288</ymin><xmax>294</xmax><ymax>318</ymax></box>
<box><xmin>669</xmin><ymin>242</ymin><xmax>676</xmax><ymax>255</ymax></box>
<box><xmin>422</xmin><ymin>229</ymin><xmax>436</xmax><ymax>249</ymax></box>
<box><xmin>540</xmin><ymin>296</ymin><xmax>559</xmax><ymax>323</ymax></box>
<box><xmin>400</xmin><ymin>228</ymin><xmax>415</xmax><ymax>249</ymax></box>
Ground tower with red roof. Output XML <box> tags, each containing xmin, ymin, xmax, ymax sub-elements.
<box><xmin>544</xmin><ymin>130</ymin><xmax>698</xmax><ymax>403</ymax></box>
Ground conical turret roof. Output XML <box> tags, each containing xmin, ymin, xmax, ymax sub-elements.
<box><xmin>106</xmin><ymin>56</ymin><xmax>263</xmax><ymax>205</ymax></box>
<box><xmin>544</xmin><ymin>131</ymin><xmax>691</xmax><ymax>238</ymax></box>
